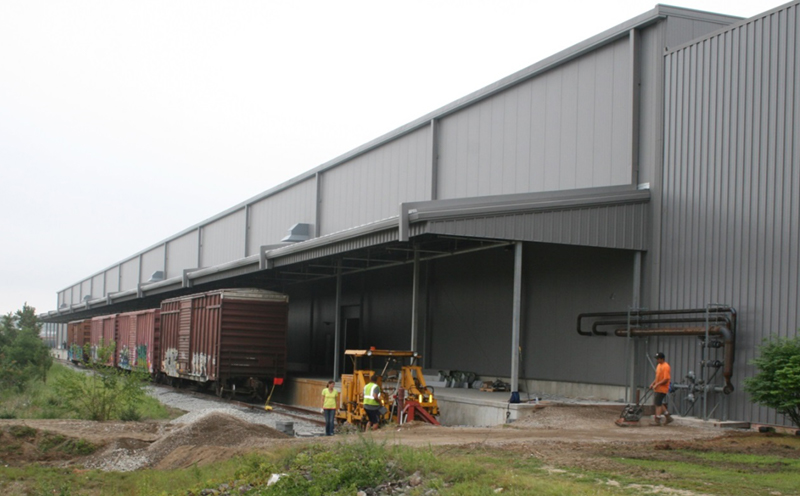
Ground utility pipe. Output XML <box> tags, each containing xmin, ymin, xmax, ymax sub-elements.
<box><xmin>577</xmin><ymin>307</ymin><xmax>735</xmax><ymax>336</ymax></box>
<box><xmin>590</xmin><ymin>316</ymin><xmax>732</xmax><ymax>336</ymax></box>
<box><xmin>612</xmin><ymin>326</ymin><xmax>735</xmax><ymax>394</ymax></box>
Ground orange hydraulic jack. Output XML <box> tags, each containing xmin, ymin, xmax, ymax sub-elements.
<box><xmin>395</xmin><ymin>387</ymin><xmax>440</xmax><ymax>425</ymax></box>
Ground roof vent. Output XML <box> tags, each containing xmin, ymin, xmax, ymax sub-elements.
<box><xmin>281</xmin><ymin>223</ymin><xmax>312</xmax><ymax>243</ymax></box>
<box><xmin>147</xmin><ymin>270</ymin><xmax>165</xmax><ymax>283</ymax></box>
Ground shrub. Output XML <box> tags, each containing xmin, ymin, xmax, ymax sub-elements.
<box><xmin>54</xmin><ymin>341</ymin><xmax>151</xmax><ymax>421</ymax></box>
<box><xmin>0</xmin><ymin>305</ymin><xmax>52</xmax><ymax>392</ymax></box>
<box><xmin>744</xmin><ymin>335</ymin><xmax>800</xmax><ymax>427</ymax></box>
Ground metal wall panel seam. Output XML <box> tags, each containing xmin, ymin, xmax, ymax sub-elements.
<box><xmin>244</xmin><ymin>205</ymin><xmax>250</xmax><ymax>258</ymax></box>
<box><xmin>197</xmin><ymin>227</ymin><xmax>203</xmax><ymax>269</ymax></box>
<box><xmin>630</xmin><ymin>29</ymin><xmax>642</xmax><ymax>185</ymax></box>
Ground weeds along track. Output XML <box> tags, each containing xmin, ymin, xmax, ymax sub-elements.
<box><xmin>56</xmin><ymin>358</ymin><xmax>326</xmax><ymax>431</ymax></box>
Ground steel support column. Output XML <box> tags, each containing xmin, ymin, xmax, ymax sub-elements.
<box><xmin>333</xmin><ymin>260</ymin><xmax>342</xmax><ymax>381</ymax></box>
<box><xmin>510</xmin><ymin>241</ymin><xmax>523</xmax><ymax>400</ymax></box>
<box><xmin>410</xmin><ymin>246</ymin><xmax>420</xmax><ymax>352</ymax></box>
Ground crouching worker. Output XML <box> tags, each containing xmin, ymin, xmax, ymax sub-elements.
<box><xmin>363</xmin><ymin>374</ymin><xmax>382</xmax><ymax>431</ymax></box>
<box><xmin>648</xmin><ymin>352</ymin><xmax>673</xmax><ymax>426</ymax></box>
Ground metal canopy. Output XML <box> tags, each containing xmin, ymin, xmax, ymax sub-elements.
<box><xmin>45</xmin><ymin>185</ymin><xmax>650</xmax><ymax>322</ymax></box>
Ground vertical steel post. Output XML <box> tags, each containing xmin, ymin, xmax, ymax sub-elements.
<box><xmin>703</xmin><ymin>304</ymin><xmax>711</xmax><ymax>421</ymax></box>
<box><xmin>510</xmin><ymin>241</ymin><xmax>523</xmax><ymax>398</ymax></box>
<box><xmin>333</xmin><ymin>260</ymin><xmax>342</xmax><ymax>381</ymax></box>
<box><xmin>410</xmin><ymin>246</ymin><xmax>420</xmax><ymax>352</ymax></box>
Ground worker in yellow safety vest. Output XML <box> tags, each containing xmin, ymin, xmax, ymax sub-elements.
<box><xmin>363</xmin><ymin>374</ymin><xmax>382</xmax><ymax>430</ymax></box>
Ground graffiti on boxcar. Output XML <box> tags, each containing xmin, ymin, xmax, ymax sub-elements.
<box><xmin>119</xmin><ymin>346</ymin><xmax>131</xmax><ymax>370</ymax></box>
<box><xmin>68</xmin><ymin>344</ymin><xmax>83</xmax><ymax>362</ymax></box>
<box><xmin>191</xmin><ymin>352</ymin><xmax>209</xmax><ymax>379</ymax></box>
<box><xmin>136</xmin><ymin>344</ymin><xmax>147</xmax><ymax>370</ymax></box>
<box><xmin>164</xmin><ymin>348</ymin><xmax>179</xmax><ymax>377</ymax></box>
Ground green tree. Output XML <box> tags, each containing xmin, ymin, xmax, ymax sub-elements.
<box><xmin>744</xmin><ymin>335</ymin><xmax>800</xmax><ymax>427</ymax></box>
<box><xmin>0</xmin><ymin>304</ymin><xmax>52</xmax><ymax>391</ymax></box>
<box><xmin>0</xmin><ymin>312</ymin><xmax>17</xmax><ymax>348</ymax></box>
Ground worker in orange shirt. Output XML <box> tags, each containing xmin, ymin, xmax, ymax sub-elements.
<box><xmin>648</xmin><ymin>352</ymin><xmax>673</xmax><ymax>426</ymax></box>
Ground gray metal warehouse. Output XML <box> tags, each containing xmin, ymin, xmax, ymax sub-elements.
<box><xmin>43</xmin><ymin>1</ymin><xmax>800</xmax><ymax>427</ymax></box>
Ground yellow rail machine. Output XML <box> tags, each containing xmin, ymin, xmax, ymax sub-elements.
<box><xmin>336</xmin><ymin>349</ymin><xmax>440</xmax><ymax>427</ymax></box>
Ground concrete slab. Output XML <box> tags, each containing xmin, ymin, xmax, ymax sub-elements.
<box><xmin>280</xmin><ymin>376</ymin><xmax>762</xmax><ymax>430</ymax></box>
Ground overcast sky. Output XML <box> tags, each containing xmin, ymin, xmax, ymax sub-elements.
<box><xmin>0</xmin><ymin>0</ymin><xmax>781</xmax><ymax>316</ymax></box>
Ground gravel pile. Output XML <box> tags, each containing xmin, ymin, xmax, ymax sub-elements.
<box><xmin>82</xmin><ymin>411</ymin><xmax>291</xmax><ymax>472</ymax></box>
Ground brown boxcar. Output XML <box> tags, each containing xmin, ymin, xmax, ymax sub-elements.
<box><xmin>90</xmin><ymin>314</ymin><xmax>118</xmax><ymax>366</ymax></box>
<box><xmin>66</xmin><ymin>319</ymin><xmax>92</xmax><ymax>362</ymax></box>
<box><xmin>159</xmin><ymin>288</ymin><xmax>288</xmax><ymax>397</ymax></box>
<box><xmin>117</xmin><ymin>309</ymin><xmax>161</xmax><ymax>373</ymax></box>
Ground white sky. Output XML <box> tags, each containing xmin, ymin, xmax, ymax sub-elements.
<box><xmin>0</xmin><ymin>0</ymin><xmax>781</xmax><ymax>316</ymax></box>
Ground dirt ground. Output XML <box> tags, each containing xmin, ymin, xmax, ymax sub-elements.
<box><xmin>1</xmin><ymin>403</ymin><xmax>797</xmax><ymax>473</ymax></box>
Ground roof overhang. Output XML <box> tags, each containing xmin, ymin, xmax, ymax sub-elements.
<box><xmin>44</xmin><ymin>185</ymin><xmax>649</xmax><ymax>322</ymax></box>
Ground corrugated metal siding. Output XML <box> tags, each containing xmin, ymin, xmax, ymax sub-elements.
<box><xmin>437</xmin><ymin>38</ymin><xmax>631</xmax><ymax>199</ymax></box>
<box><xmin>423</xmin><ymin>202</ymin><xmax>649</xmax><ymax>250</ymax></box>
<box><xmin>114</xmin><ymin>309</ymin><xmax>159</xmax><ymax>372</ymax></box>
<box><xmin>319</xmin><ymin>127</ymin><xmax>430</xmax><ymax>235</ymax></box>
<box><xmin>248</xmin><ymin>177</ymin><xmax>316</xmax><ymax>253</ymax></box>
<box><xmin>91</xmin><ymin>274</ymin><xmax>105</xmax><ymax>299</ymax></box>
<box><xmin>116</xmin><ymin>313</ymin><xmax>135</xmax><ymax>369</ymax></box>
<box><xmin>120</xmin><ymin>258</ymin><xmax>139</xmax><ymax>291</ymax></box>
<box><xmin>67</xmin><ymin>319</ymin><xmax>91</xmax><ymax>361</ymax></box>
<box><xmin>141</xmin><ymin>245</ymin><xmax>165</xmax><ymax>283</ymax></box>
<box><xmin>661</xmin><ymin>2</ymin><xmax>800</xmax><ymax>425</ymax></box>
<box><xmin>190</xmin><ymin>294</ymin><xmax>219</xmax><ymax>380</ymax></box>
<box><xmin>219</xmin><ymin>296</ymin><xmax>288</xmax><ymax>380</ymax></box>
<box><xmin>105</xmin><ymin>267</ymin><xmax>120</xmax><ymax>294</ymax></box>
<box><xmin>70</xmin><ymin>284</ymin><xmax>80</xmax><ymax>304</ymax></box>
<box><xmin>90</xmin><ymin>315</ymin><xmax>118</xmax><ymax>366</ymax></box>
<box><xmin>201</xmin><ymin>209</ymin><xmax>246</xmax><ymax>268</ymax></box>
<box><xmin>428</xmin><ymin>244</ymin><xmax>634</xmax><ymax>383</ymax></box>
<box><xmin>166</xmin><ymin>230</ymin><xmax>199</xmax><ymax>279</ymax></box>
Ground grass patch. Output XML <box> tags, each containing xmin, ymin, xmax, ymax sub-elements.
<box><xmin>5</xmin><ymin>437</ymin><xmax>794</xmax><ymax>496</ymax></box>
<box><xmin>613</xmin><ymin>449</ymin><xmax>800</xmax><ymax>495</ymax></box>
<box><xmin>0</xmin><ymin>460</ymin><xmax>237</xmax><ymax>496</ymax></box>
<box><xmin>185</xmin><ymin>439</ymin><xmax>631</xmax><ymax>496</ymax></box>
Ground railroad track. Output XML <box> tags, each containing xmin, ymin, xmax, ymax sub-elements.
<box><xmin>151</xmin><ymin>382</ymin><xmax>327</xmax><ymax>427</ymax></box>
